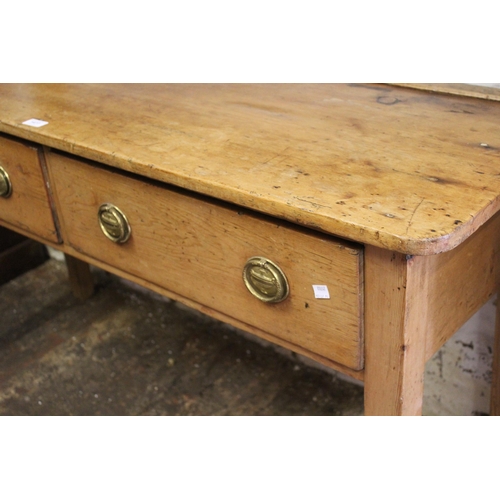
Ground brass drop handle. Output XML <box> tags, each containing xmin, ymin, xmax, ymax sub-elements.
<box><xmin>98</xmin><ymin>203</ymin><xmax>131</xmax><ymax>243</ymax></box>
<box><xmin>243</xmin><ymin>256</ymin><xmax>289</xmax><ymax>303</ymax></box>
<box><xmin>0</xmin><ymin>165</ymin><xmax>12</xmax><ymax>198</ymax></box>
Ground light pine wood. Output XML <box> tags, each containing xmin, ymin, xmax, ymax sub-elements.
<box><xmin>393</xmin><ymin>83</ymin><xmax>500</xmax><ymax>102</ymax></box>
<box><xmin>47</xmin><ymin>151</ymin><xmax>364</xmax><ymax>370</ymax></box>
<box><xmin>64</xmin><ymin>254</ymin><xmax>94</xmax><ymax>300</ymax></box>
<box><xmin>0</xmin><ymin>134</ymin><xmax>59</xmax><ymax>242</ymax></box>
<box><xmin>1</xmin><ymin>84</ymin><xmax>500</xmax><ymax>255</ymax></box>
<box><xmin>364</xmin><ymin>247</ymin><xmax>429</xmax><ymax>415</ymax></box>
<box><xmin>61</xmin><ymin>240</ymin><xmax>367</xmax><ymax>381</ymax></box>
<box><xmin>2</xmin><ymin>84</ymin><xmax>500</xmax><ymax>415</ymax></box>
<box><xmin>424</xmin><ymin>212</ymin><xmax>500</xmax><ymax>359</ymax></box>
<box><xmin>0</xmin><ymin>218</ymin><xmax>365</xmax><ymax>381</ymax></box>
<box><xmin>364</xmin><ymin>213</ymin><xmax>500</xmax><ymax>413</ymax></box>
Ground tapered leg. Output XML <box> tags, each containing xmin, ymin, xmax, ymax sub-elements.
<box><xmin>64</xmin><ymin>253</ymin><xmax>94</xmax><ymax>300</ymax></box>
<box><xmin>364</xmin><ymin>246</ymin><xmax>429</xmax><ymax>416</ymax></box>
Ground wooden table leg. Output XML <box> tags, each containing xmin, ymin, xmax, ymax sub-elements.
<box><xmin>64</xmin><ymin>254</ymin><xmax>94</xmax><ymax>300</ymax></box>
<box><xmin>490</xmin><ymin>296</ymin><xmax>500</xmax><ymax>415</ymax></box>
<box><xmin>364</xmin><ymin>246</ymin><xmax>429</xmax><ymax>416</ymax></box>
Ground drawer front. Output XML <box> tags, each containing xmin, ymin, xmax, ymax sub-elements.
<box><xmin>49</xmin><ymin>152</ymin><xmax>364</xmax><ymax>370</ymax></box>
<box><xmin>0</xmin><ymin>135</ymin><xmax>59</xmax><ymax>243</ymax></box>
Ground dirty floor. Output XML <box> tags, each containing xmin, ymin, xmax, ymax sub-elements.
<box><xmin>0</xmin><ymin>258</ymin><xmax>364</xmax><ymax>416</ymax></box>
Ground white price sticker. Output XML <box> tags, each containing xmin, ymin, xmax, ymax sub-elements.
<box><xmin>312</xmin><ymin>285</ymin><xmax>330</xmax><ymax>299</ymax></box>
<box><xmin>22</xmin><ymin>118</ymin><xmax>49</xmax><ymax>128</ymax></box>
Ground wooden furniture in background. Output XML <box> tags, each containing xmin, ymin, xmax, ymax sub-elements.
<box><xmin>1</xmin><ymin>84</ymin><xmax>499</xmax><ymax>415</ymax></box>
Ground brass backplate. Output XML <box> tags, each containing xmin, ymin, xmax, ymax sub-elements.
<box><xmin>97</xmin><ymin>203</ymin><xmax>131</xmax><ymax>243</ymax></box>
<box><xmin>242</xmin><ymin>256</ymin><xmax>289</xmax><ymax>303</ymax></box>
<box><xmin>0</xmin><ymin>165</ymin><xmax>12</xmax><ymax>198</ymax></box>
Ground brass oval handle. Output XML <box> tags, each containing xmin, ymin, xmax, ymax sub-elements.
<box><xmin>0</xmin><ymin>165</ymin><xmax>12</xmax><ymax>198</ymax></box>
<box><xmin>97</xmin><ymin>203</ymin><xmax>131</xmax><ymax>243</ymax></box>
<box><xmin>243</xmin><ymin>256</ymin><xmax>289</xmax><ymax>303</ymax></box>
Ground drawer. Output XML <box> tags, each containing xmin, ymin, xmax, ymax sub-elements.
<box><xmin>0</xmin><ymin>135</ymin><xmax>59</xmax><ymax>243</ymax></box>
<box><xmin>48</xmin><ymin>152</ymin><xmax>364</xmax><ymax>370</ymax></box>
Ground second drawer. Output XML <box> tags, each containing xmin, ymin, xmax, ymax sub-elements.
<box><xmin>48</xmin><ymin>151</ymin><xmax>364</xmax><ymax>370</ymax></box>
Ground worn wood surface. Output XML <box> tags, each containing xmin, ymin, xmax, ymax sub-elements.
<box><xmin>0</xmin><ymin>258</ymin><xmax>364</xmax><ymax>416</ymax></box>
<box><xmin>0</xmin><ymin>206</ymin><xmax>364</xmax><ymax>380</ymax></box>
<box><xmin>0</xmin><ymin>134</ymin><xmax>58</xmax><ymax>242</ymax></box>
<box><xmin>394</xmin><ymin>83</ymin><xmax>500</xmax><ymax>102</ymax></box>
<box><xmin>364</xmin><ymin>247</ymin><xmax>429</xmax><ymax>415</ymax></box>
<box><xmin>59</xmin><ymin>242</ymin><xmax>365</xmax><ymax>381</ymax></box>
<box><xmin>3</xmin><ymin>83</ymin><xmax>500</xmax><ymax>415</ymax></box>
<box><xmin>0</xmin><ymin>84</ymin><xmax>499</xmax><ymax>255</ymax></box>
<box><xmin>47</xmin><ymin>151</ymin><xmax>364</xmax><ymax>370</ymax></box>
<box><xmin>424</xmin><ymin>212</ymin><xmax>500</xmax><ymax>359</ymax></box>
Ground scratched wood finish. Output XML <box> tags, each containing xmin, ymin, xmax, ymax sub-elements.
<box><xmin>364</xmin><ymin>247</ymin><xmax>429</xmax><ymax>415</ymax></box>
<box><xmin>47</xmin><ymin>152</ymin><xmax>364</xmax><ymax>370</ymax></box>
<box><xmin>59</xmin><ymin>242</ymin><xmax>366</xmax><ymax>381</ymax></box>
<box><xmin>0</xmin><ymin>215</ymin><xmax>364</xmax><ymax>381</ymax></box>
<box><xmin>0</xmin><ymin>84</ymin><xmax>500</xmax><ymax>255</ymax></box>
<box><xmin>0</xmin><ymin>134</ymin><xmax>58</xmax><ymax>242</ymax></box>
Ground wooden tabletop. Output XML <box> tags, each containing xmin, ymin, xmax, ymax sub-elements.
<box><xmin>0</xmin><ymin>83</ymin><xmax>499</xmax><ymax>255</ymax></box>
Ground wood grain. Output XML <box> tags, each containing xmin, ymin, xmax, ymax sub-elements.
<box><xmin>0</xmin><ymin>84</ymin><xmax>499</xmax><ymax>255</ymax></box>
<box><xmin>424</xmin><ymin>212</ymin><xmax>500</xmax><ymax>359</ymax></box>
<box><xmin>0</xmin><ymin>134</ymin><xmax>59</xmax><ymax>242</ymax></box>
<box><xmin>0</xmin><ymin>221</ymin><xmax>365</xmax><ymax>382</ymax></box>
<box><xmin>393</xmin><ymin>83</ymin><xmax>500</xmax><ymax>102</ymax></box>
<box><xmin>364</xmin><ymin>247</ymin><xmax>429</xmax><ymax>415</ymax></box>
<box><xmin>3</xmin><ymin>84</ymin><xmax>500</xmax><ymax>414</ymax></box>
<box><xmin>47</xmin><ymin>151</ymin><xmax>364</xmax><ymax>370</ymax></box>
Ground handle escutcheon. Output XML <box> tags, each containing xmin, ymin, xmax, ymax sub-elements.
<box><xmin>98</xmin><ymin>203</ymin><xmax>131</xmax><ymax>243</ymax></box>
<box><xmin>243</xmin><ymin>256</ymin><xmax>289</xmax><ymax>303</ymax></box>
<box><xmin>0</xmin><ymin>165</ymin><xmax>12</xmax><ymax>198</ymax></box>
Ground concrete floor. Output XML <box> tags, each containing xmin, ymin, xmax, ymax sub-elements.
<box><xmin>0</xmin><ymin>258</ymin><xmax>364</xmax><ymax>416</ymax></box>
